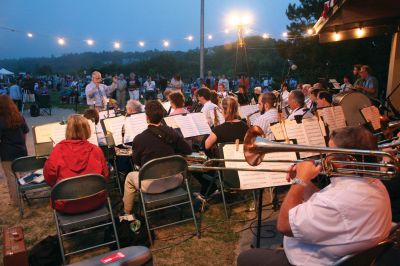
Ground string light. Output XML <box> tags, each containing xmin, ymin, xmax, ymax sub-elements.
<box><xmin>333</xmin><ymin>32</ymin><xmax>341</xmax><ymax>41</ymax></box>
<box><xmin>224</xmin><ymin>29</ymin><xmax>230</xmax><ymax>34</ymax></box>
<box><xmin>138</xmin><ymin>41</ymin><xmax>145</xmax><ymax>47</ymax></box>
<box><xmin>282</xmin><ymin>32</ymin><xmax>288</xmax><ymax>38</ymax></box>
<box><xmin>57</xmin><ymin>37</ymin><xmax>65</xmax><ymax>46</ymax></box>
<box><xmin>262</xmin><ymin>33</ymin><xmax>269</xmax><ymax>39</ymax></box>
<box><xmin>27</xmin><ymin>32</ymin><xmax>33</xmax><ymax>38</ymax></box>
<box><xmin>163</xmin><ymin>40</ymin><xmax>169</xmax><ymax>47</ymax></box>
<box><xmin>207</xmin><ymin>34</ymin><xmax>213</xmax><ymax>40</ymax></box>
<box><xmin>185</xmin><ymin>35</ymin><xmax>194</xmax><ymax>41</ymax></box>
<box><xmin>86</xmin><ymin>39</ymin><xmax>94</xmax><ymax>46</ymax></box>
<box><xmin>113</xmin><ymin>41</ymin><xmax>121</xmax><ymax>49</ymax></box>
<box><xmin>356</xmin><ymin>28</ymin><xmax>365</xmax><ymax>38</ymax></box>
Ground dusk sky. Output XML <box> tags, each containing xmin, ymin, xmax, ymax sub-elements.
<box><xmin>0</xmin><ymin>0</ymin><xmax>299</xmax><ymax>59</ymax></box>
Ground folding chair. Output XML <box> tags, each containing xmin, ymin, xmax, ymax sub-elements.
<box><xmin>217</xmin><ymin>143</ymin><xmax>257</xmax><ymax>218</ymax></box>
<box><xmin>35</xmin><ymin>93</ymin><xmax>52</xmax><ymax>115</ymax></box>
<box><xmin>333</xmin><ymin>239</ymin><xmax>394</xmax><ymax>266</ymax></box>
<box><xmin>138</xmin><ymin>155</ymin><xmax>199</xmax><ymax>245</ymax></box>
<box><xmin>11</xmin><ymin>155</ymin><xmax>49</xmax><ymax>217</ymax></box>
<box><xmin>51</xmin><ymin>174</ymin><xmax>120</xmax><ymax>265</ymax></box>
<box><xmin>100</xmin><ymin>131</ymin><xmax>123</xmax><ymax>194</ymax></box>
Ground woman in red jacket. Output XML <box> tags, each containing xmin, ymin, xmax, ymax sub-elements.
<box><xmin>44</xmin><ymin>114</ymin><xmax>108</xmax><ymax>214</ymax></box>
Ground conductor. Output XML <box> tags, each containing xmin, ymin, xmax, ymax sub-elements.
<box><xmin>85</xmin><ymin>71</ymin><xmax>117</xmax><ymax>108</ymax></box>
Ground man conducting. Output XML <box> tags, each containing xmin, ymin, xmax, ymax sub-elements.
<box><xmin>85</xmin><ymin>71</ymin><xmax>117</xmax><ymax>108</ymax></box>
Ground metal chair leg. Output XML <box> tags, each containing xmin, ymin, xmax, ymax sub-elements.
<box><xmin>16</xmin><ymin>179</ymin><xmax>24</xmax><ymax>217</ymax></box>
<box><xmin>140</xmin><ymin>190</ymin><xmax>153</xmax><ymax>246</ymax></box>
<box><xmin>218</xmin><ymin>172</ymin><xmax>229</xmax><ymax>219</ymax></box>
<box><xmin>53</xmin><ymin>211</ymin><xmax>67</xmax><ymax>265</ymax></box>
<box><xmin>186</xmin><ymin>180</ymin><xmax>200</xmax><ymax>239</ymax></box>
<box><xmin>107</xmin><ymin>198</ymin><xmax>120</xmax><ymax>249</ymax></box>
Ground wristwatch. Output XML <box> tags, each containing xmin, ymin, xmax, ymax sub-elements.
<box><xmin>292</xmin><ymin>177</ymin><xmax>307</xmax><ymax>187</ymax></box>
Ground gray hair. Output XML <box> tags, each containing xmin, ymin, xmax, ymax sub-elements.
<box><xmin>290</xmin><ymin>90</ymin><xmax>305</xmax><ymax>107</ymax></box>
<box><xmin>126</xmin><ymin>100</ymin><xmax>143</xmax><ymax>113</ymax></box>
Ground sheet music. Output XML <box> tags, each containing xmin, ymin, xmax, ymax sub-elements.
<box><xmin>192</xmin><ymin>113</ymin><xmax>212</xmax><ymax>135</ymax></box>
<box><xmin>161</xmin><ymin>101</ymin><xmax>172</xmax><ymax>113</ymax></box>
<box><xmin>124</xmin><ymin>113</ymin><xmax>148</xmax><ymax>143</ymax></box>
<box><xmin>99</xmin><ymin>110</ymin><xmax>116</xmax><ymax>120</ymax></box>
<box><xmin>239</xmin><ymin>105</ymin><xmax>259</xmax><ymax>119</ymax></box>
<box><xmin>270</xmin><ymin>123</ymin><xmax>285</xmax><ymax>141</ymax></box>
<box><xmin>317</xmin><ymin>106</ymin><xmax>346</xmax><ymax>132</ymax></box>
<box><xmin>163</xmin><ymin>116</ymin><xmax>179</xmax><ymax>128</ymax></box>
<box><xmin>51</xmin><ymin>122</ymin><xmax>98</xmax><ymax>146</ymax></box>
<box><xmin>361</xmin><ymin>106</ymin><xmax>381</xmax><ymax>130</ymax></box>
<box><xmin>222</xmin><ymin>144</ymin><xmax>295</xmax><ymax>190</ymax></box>
<box><xmin>285</xmin><ymin>118</ymin><xmax>326</xmax><ymax>158</ymax></box>
<box><xmin>171</xmin><ymin>113</ymin><xmax>211</xmax><ymax>138</ymax></box>
<box><xmin>34</xmin><ymin>122</ymin><xmax>61</xmax><ymax>143</ymax></box>
<box><xmin>102</xmin><ymin>116</ymin><xmax>125</xmax><ymax>145</ymax></box>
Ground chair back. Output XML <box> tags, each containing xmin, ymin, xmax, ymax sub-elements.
<box><xmin>217</xmin><ymin>143</ymin><xmax>240</xmax><ymax>189</ymax></box>
<box><xmin>333</xmin><ymin>239</ymin><xmax>394</xmax><ymax>266</ymax></box>
<box><xmin>11</xmin><ymin>156</ymin><xmax>47</xmax><ymax>175</ymax></box>
<box><xmin>50</xmin><ymin>174</ymin><xmax>106</xmax><ymax>205</ymax></box>
<box><xmin>36</xmin><ymin>94</ymin><xmax>51</xmax><ymax>108</ymax></box>
<box><xmin>138</xmin><ymin>155</ymin><xmax>188</xmax><ymax>188</ymax></box>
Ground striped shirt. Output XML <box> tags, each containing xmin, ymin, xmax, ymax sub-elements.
<box><xmin>254</xmin><ymin>108</ymin><xmax>278</xmax><ymax>140</ymax></box>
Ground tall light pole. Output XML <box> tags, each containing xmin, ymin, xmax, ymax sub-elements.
<box><xmin>200</xmin><ymin>0</ymin><xmax>205</xmax><ymax>79</ymax></box>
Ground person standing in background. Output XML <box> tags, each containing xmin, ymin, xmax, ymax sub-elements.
<box><xmin>8</xmin><ymin>80</ymin><xmax>23</xmax><ymax>111</ymax></box>
<box><xmin>116</xmin><ymin>73</ymin><xmax>127</xmax><ymax>108</ymax></box>
<box><xmin>128</xmin><ymin>72</ymin><xmax>140</xmax><ymax>101</ymax></box>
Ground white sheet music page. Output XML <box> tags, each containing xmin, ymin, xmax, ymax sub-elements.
<box><xmin>270</xmin><ymin>123</ymin><xmax>285</xmax><ymax>141</ymax></box>
<box><xmin>302</xmin><ymin>117</ymin><xmax>326</xmax><ymax>147</ymax></box>
<box><xmin>191</xmin><ymin>113</ymin><xmax>212</xmax><ymax>135</ymax></box>
<box><xmin>318</xmin><ymin>107</ymin><xmax>336</xmax><ymax>129</ymax></box>
<box><xmin>52</xmin><ymin>124</ymin><xmax>67</xmax><ymax>146</ymax></box>
<box><xmin>333</xmin><ymin>106</ymin><xmax>347</xmax><ymax>128</ymax></box>
<box><xmin>34</xmin><ymin>122</ymin><xmax>60</xmax><ymax>143</ymax></box>
<box><xmin>239</xmin><ymin>105</ymin><xmax>259</xmax><ymax>119</ymax></box>
<box><xmin>103</xmin><ymin>116</ymin><xmax>125</xmax><ymax>145</ymax></box>
<box><xmin>174</xmin><ymin>115</ymin><xmax>200</xmax><ymax>138</ymax></box>
<box><xmin>161</xmin><ymin>101</ymin><xmax>171</xmax><ymax>112</ymax></box>
<box><xmin>124</xmin><ymin>113</ymin><xmax>148</xmax><ymax>143</ymax></box>
<box><xmin>99</xmin><ymin>110</ymin><xmax>116</xmax><ymax>120</ymax></box>
<box><xmin>87</xmin><ymin>121</ymin><xmax>99</xmax><ymax>146</ymax></box>
<box><xmin>222</xmin><ymin>144</ymin><xmax>294</xmax><ymax>190</ymax></box>
<box><xmin>361</xmin><ymin>106</ymin><xmax>381</xmax><ymax>130</ymax></box>
<box><xmin>285</xmin><ymin>120</ymin><xmax>315</xmax><ymax>158</ymax></box>
<box><xmin>163</xmin><ymin>116</ymin><xmax>179</xmax><ymax>128</ymax></box>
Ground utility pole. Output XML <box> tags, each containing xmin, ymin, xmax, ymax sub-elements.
<box><xmin>200</xmin><ymin>0</ymin><xmax>205</xmax><ymax>79</ymax></box>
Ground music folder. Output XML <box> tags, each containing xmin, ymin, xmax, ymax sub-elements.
<box><xmin>163</xmin><ymin>113</ymin><xmax>211</xmax><ymax>138</ymax></box>
<box><xmin>317</xmin><ymin>106</ymin><xmax>347</xmax><ymax>133</ymax></box>
<box><xmin>32</xmin><ymin>122</ymin><xmax>61</xmax><ymax>156</ymax></box>
<box><xmin>360</xmin><ymin>105</ymin><xmax>381</xmax><ymax>131</ymax></box>
<box><xmin>218</xmin><ymin>143</ymin><xmax>297</xmax><ymax>190</ymax></box>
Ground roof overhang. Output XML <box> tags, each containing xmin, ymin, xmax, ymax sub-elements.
<box><xmin>313</xmin><ymin>0</ymin><xmax>400</xmax><ymax>43</ymax></box>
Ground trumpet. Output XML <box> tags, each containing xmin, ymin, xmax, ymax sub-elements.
<box><xmin>378</xmin><ymin>139</ymin><xmax>400</xmax><ymax>150</ymax></box>
<box><xmin>243</xmin><ymin>126</ymin><xmax>399</xmax><ymax>180</ymax></box>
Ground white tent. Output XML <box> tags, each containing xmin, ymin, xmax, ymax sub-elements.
<box><xmin>0</xmin><ymin>68</ymin><xmax>14</xmax><ymax>75</ymax></box>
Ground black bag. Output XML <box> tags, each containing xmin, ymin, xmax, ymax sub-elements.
<box><xmin>28</xmin><ymin>235</ymin><xmax>62</xmax><ymax>266</ymax></box>
<box><xmin>114</xmin><ymin>214</ymin><xmax>153</xmax><ymax>248</ymax></box>
<box><xmin>30</xmin><ymin>103</ymin><xmax>40</xmax><ymax>117</ymax></box>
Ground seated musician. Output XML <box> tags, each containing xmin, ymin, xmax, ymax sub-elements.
<box><xmin>83</xmin><ymin>108</ymin><xmax>106</xmax><ymax>146</ymax></box>
<box><xmin>287</xmin><ymin>90</ymin><xmax>313</xmax><ymax>120</ymax></box>
<box><xmin>43</xmin><ymin>115</ymin><xmax>109</xmax><ymax>214</ymax></box>
<box><xmin>197</xmin><ymin>87</ymin><xmax>219</xmax><ymax>127</ymax></box>
<box><xmin>217</xmin><ymin>83</ymin><xmax>228</xmax><ymax>99</ymax></box>
<box><xmin>126</xmin><ymin>99</ymin><xmax>143</xmax><ymax>114</ymax></box>
<box><xmin>122</xmin><ymin>100</ymin><xmax>192</xmax><ymax>214</ymax></box>
<box><xmin>237</xmin><ymin>127</ymin><xmax>392</xmax><ymax>266</ymax></box>
<box><xmin>316</xmin><ymin>91</ymin><xmax>333</xmax><ymax>109</ymax></box>
<box><xmin>253</xmin><ymin>92</ymin><xmax>278</xmax><ymax>140</ymax></box>
<box><xmin>194</xmin><ymin>97</ymin><xmax>249</xmax><ymax>198</ymax></box>
<box><xmin>301</xmin><ymin>84</ymin><xmax>312</xmax><ymax>108</ymax></box>
<box><xmin>168</xmin><ymin>91</ymin><xmax>189</xmax><ymax>116</ymax></box>
<box><xmin>190</xmin><ymin>89</ymin><xmax>203</xmax><ymax>113</ymax></box>
<box><xmin>251</xmin><ymin>86</ymin><xmax>262</xmax><ymax>104</ymax></box>
<box><xmin>237</xmin><ymin>84</ymin><xmax>250</xmax><ymax>106</ymax></box>
<box><xmin>309</xmin><ymin>87</ymin><xmax>324</xmax><ymax>113</ymax></box>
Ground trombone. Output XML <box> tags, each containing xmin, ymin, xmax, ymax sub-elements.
<box><xmin>243</xmin><ymin>126</ymin><xmax>399</xmax><ymax>180</ymax></box>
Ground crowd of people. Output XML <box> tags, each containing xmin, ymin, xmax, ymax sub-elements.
<box><xmin>0</xmin><ymin>62</ymin><xmax>398</xmax><ymax>265</ymax></box>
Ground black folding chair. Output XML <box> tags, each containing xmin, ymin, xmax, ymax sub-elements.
<box><xmin>51</xmin><ymin>174</ymin><xmax>120</xmax><ymax>265</ymax></box>
<box><xmin>333</xmin><ymin>240</ymin><xmax>394</xmax><ymax>266</ymax></box>
<box><xmin>11</xmin><ymin>155</ymin><xmax>49</xmax><ymax>217</ymax></box>
<box><xmin>138</xmin><ymin>155</ymin><xmax>199</xmax><ymax>245</ymax></box>
<box><xmin>35</xmin><ymin>94</ymin><xmax>52</xmax><ymax>115</ymax></box>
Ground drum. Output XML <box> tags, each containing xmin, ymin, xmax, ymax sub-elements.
<box><xmin>333</xmin><ymin>92</ymin><xmax>372</xmax><ymax>126</ymax></box>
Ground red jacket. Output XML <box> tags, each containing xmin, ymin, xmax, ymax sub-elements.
<box><xmin>44</xmin><ymin>140</ymin><xmax>109</xmax><ymax>214</ymax></box>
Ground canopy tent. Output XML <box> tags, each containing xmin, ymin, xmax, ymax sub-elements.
<box><xmin>312</xmin><ymin>0</ymin><xmax>400</xmax><ymax>113</ymax></box>
<box><xmin>0</xmin><ymin>68</ymin><xmax>14</xmax><ymax>75</ymax></box>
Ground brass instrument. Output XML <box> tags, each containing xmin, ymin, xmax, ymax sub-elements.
<box><xmin>243</xmin><ymin>126</ymin><xmax>399</xmax><ymax>180</ymax></box>
<box><xmin>378</xmin><ymin>139</ymin><xmax>400</xmax><ymax>150</ymax></box>
<box><xmin>246</xmin><ymin>110</ymin><xmax>260</xmax><ymax>127</ymax></box>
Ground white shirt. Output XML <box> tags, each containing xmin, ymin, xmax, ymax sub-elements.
<box><xmin>284</xmin><ymin>177</ymin><xmax>392</xmax><ymax>266</ymax></box>
<box><xmin>9</xmin><ymin>84</ymin><xmax>22</xmax><ymax>100</ymax></box>
<box><xmin>218</xmin><ymin>78</ymin><xmax>229</xmax><ymax>91</ymax></box>
<box><xmin>85</xmin><ymin>82</ymin><xmax>117</xmax><ymax>107</ymax></box>
<box><xmin>287</xmin><ymin>107</ymin><xmax>313</xmax><ymax>120</ymax></box>
<box><xmin>143</xmin><ymin>80</ymin><xmax>156</xmax><ymax>91</ymax></box>
<box><xmin>201</xmin><ymin>101</ymin><xmax>219</xmax><ymax>127</ymax></box>
<box><xmin>282</xmin><ymin>90</ymin><xmax>290</xmax><ymax>107</ymax></box>
<box><xmin>254</xmin><ymin>108</ymin><xmax>278</xmax><ymax>140</ymax></box>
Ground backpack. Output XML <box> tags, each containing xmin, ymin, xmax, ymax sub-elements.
<box><xmin>28</xmin><ymin>235</ymin><xmax>62</xmax><ymax>266</ymax></box>
<box><xmin>30</xmin><ymin>103</ymin><xmax>40</xmax><ymax>117</ymax></box>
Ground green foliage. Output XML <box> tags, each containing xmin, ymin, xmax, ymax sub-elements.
<box><xmin>286</xmin><ymin>0</ymin><xmax>325</xmax><ymax>35</ymax></box>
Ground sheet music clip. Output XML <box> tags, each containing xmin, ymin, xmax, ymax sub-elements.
<box><xmin>235</xmin><ymin>139</ymin><xmax>240</xmax><ymax>151</ymax></box>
